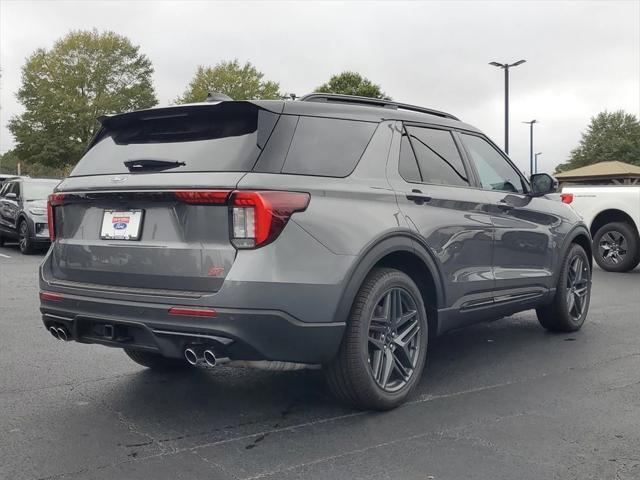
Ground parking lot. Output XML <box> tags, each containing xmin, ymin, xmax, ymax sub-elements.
<box><xmin>1</xmin><ymin>243</ymin><xmax>639</xmax><ymax>480</ymax></box>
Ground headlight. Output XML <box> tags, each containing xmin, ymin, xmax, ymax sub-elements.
<box><xmin>29</xmin><ymin>207</ymin><xmax>47</xmax><ymax>215</ymax></box>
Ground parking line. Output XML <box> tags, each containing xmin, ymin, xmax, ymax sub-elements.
<box><xmin>0</xmin><ymin>253</ymin><xmax>11</xmax><ymax>258</ymax></box>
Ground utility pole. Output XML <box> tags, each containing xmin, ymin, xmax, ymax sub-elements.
<box><xmin>489</xmin><ymin>59</ymin><xmax>526</xmax><ymax>154</ymax></box>
<box><xmin>534</xmin><ymin>152</ymin><xmax>542</xmax><ymax>174</ymax></box>
<box><xmin>523</xmin><ymin>120</ymin><xmax>538</xmax><ymax>176</ymax></box>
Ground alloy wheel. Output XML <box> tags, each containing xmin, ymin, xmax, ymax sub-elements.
<box><xmin>19</xmin><ymin>222</ymin><xmax>28</xmax><ymax>251</ymax></box>
<box><xmin>367</xmin><ymin>287</ymin><xmax>422</xmax><ymax>393</ymax></box>
<box><xmin>599</xmin><ymin>230</ymin><xmax>628</xmax><ymax>265</ymax></box>
<box><xmin>566</xmin><ymin>255</ymin><xmax>589</xmax><ymax>321</ymax></box>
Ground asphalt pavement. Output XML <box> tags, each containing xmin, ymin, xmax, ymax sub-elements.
<box><xmin>1</xmin><ymin>242</ymin><xmax>639</xmax><ymax>480</ymax></box>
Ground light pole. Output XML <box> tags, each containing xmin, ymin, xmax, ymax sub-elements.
<box><xmin>534</xmin><ymin>152</ymin><xmax>542</xmax><ymax>174</ymax></box>
<box><xmin>523</xmin><ymin>120</ymin><xmax>538</xmax><ymax>176</ymax></box>
<box><xmin>489</xmin><ymin>59</ymin><xmax>526</xmax><ymax>155</ymax></box>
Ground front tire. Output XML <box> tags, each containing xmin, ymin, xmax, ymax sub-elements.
<box><xmin>124</xmin><ymin>349</ymin><xmax>190</xmax><ymax>371</ymax></box>
<box><xmin>593</xmin><ymin>221</ymin><xmax>640</xmax><ymax>272</ymax></box>
<box><xmin>18</xmin><ymin>220</ymin><xmax>35</xmax><ymax>254</ymax></box>
<box><xmin>537</xmin><ymin>244</ymin><xmax>591</xmax><ymax>332</ymax></box>
<box><xmin>325</xmin><ymin>268</ymin><xmax>428</xmax><ymax>410</ymax></box>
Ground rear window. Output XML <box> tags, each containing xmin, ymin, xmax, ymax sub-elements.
<box><xmin>282</xmin><ymin>116</ymin><xmax>377</xmax><ymax>177</ymax></box>
<box><xmin>70</xmin><ymin>103</ymin><xmax>278</xmax><ymax>177</ymax></box>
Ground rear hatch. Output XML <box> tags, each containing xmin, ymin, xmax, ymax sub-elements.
<box><xmin>48</xmin><ymin>101</ymin><xmax>281</xmax><ymax>294</ymax></box>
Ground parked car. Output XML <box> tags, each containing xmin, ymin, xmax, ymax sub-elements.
<box><xmin>0</xmin><ymin>177</ymin><xmax>59</xmax><ymax>253</ymax></box>
<box><xmin>561</xmin><ymin>185</ymin><xmax>640</xmax><ymax>272</ymax></box>
<box><xmin>40</xmin><ymin>94</ymin><xmax>592</xmax><ymax>410</ymax></box>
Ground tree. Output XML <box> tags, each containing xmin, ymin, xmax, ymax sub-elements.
<box><xmin>8</xmin><ymin>30</ymin><xmax>157</xmax><ymax>170</ymax></box>
<box><xmin>0</xmin><ymin>150</ymin><xmax>66</xmax><ymax>178</ymax></box>
<box><xmin>556</xmin><ymin>110</ymin><xmax>640</xmax><ymax>172</ymax></box>
<box><xmin>176</xmin><ymin>60</ymin><xmax>281</xmax><ymax>103</ymax></box>
<box><xmin>314</xmin><ymin>71</ymin><xmax>390</xmax><ymax>99</ymax></box>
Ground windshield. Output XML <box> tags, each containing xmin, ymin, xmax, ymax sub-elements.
<box><xmin>23</xmin><ymin>181</ymin><xmax>58</xmax><ymax>200</ymax></box>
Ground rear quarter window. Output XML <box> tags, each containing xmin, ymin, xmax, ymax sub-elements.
<box><xmin>282</xmin><ymin>116</ymin><xmax>377</xmax><ymax>177</ymax></box>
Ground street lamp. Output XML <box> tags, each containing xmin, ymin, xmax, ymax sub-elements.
<box><xmin>534</xmin><ymin>152</ymin><xmax>542</xmax><ymax>174</ymax></box>
<box><xmin>489</xmin><ymin>59</ymin><xmax>526</xmax><ymax>155</ymax></box>
<box><xmin>523</xmin><ymin>120</ymin><xmax>538</xmax><ymax>176</ymax></box>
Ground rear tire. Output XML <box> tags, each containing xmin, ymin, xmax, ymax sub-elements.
<box><xmin>537</xmin><ymin>244</ymin><xmax>591</xmax><ymax>332</ymax></box>
<box><xmin>593</xmin><ymin>221</ymin><xmax>640</xmax><ymax>272</ymax></box>
<box><xmin>324</xmin><ymin>268</ymin><xmax>428</xmax><ymax>410</ymax></box>
<box><xmin>124</xmin><ymin>349</ymin><xmax>190</xmax><ymax>371</ymax></box>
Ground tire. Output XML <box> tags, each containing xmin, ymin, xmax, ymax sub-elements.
<box><xmin>324</xmin><ymin>268</ymin><xmax>428</xmax><ymax>410</ymax></box>
<box><xmin>124</xmin><ymin>349</ymin><xmax>190</xmax><ymax>371</ymax></box>
<box><xmin>593</xmin><ymin>221</ymin><xmax>640</xmax><ymax>272</ymax></box>
<box><xmin>537</xmin><ymin>244</ymin><xmax>591</xmax><ymax>332</ymax></box>
<box><xmin>18</xmin><ymin>220</ymin><xmax>35</xmax><ymax>254</ymax></box>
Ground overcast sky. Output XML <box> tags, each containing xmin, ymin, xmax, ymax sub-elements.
<box><xmin>1</xmin><ymin>0</ymin><xmax>639</xmax><ymax>174</ymax></box>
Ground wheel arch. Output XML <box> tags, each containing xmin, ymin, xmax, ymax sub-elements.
<box><xmin>558</xmin><ymin>225</ymin><xmax>593</xmax><ymax>279</ymax></box>
<box><xmin>334</xmin><ymin>232</ymin><xmax>444</xmax><ymax>336</ymax></box>
<box><xmin>590</xmin><ymin>209</ymin><xmax>639</xmax><ymax>239</ymax></box>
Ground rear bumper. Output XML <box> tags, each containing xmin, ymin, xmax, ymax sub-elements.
<box><xmin>40</xmin><ymin>292</ymin><xmax>345</xmax><ymax>364</ymax></box>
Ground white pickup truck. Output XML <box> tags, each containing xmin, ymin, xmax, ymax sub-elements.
<box><xmin>561</xmin><ymin>185</ymin><xmax>640</xmax><ymax>272</ymax></box>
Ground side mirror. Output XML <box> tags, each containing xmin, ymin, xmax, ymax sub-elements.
<box><xmin>530</xmin><ymin>173</ymin><xmax>558</xmax><ymax>196</ymax></box>
<box><xmin>5</xmin><ymin>192</ymin><xmax>17</xmax><ymax>200</ymax></box>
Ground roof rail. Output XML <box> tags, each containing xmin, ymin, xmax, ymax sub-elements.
<box><xmin>299</xmin><ymin>93</ymin><xmax>460</xmax><ymax>121</ymax></box>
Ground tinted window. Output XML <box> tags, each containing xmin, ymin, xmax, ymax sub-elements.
<box><xmin>282</xmin><ymin>116</ymin><xmax>377</xmax><ymax>177</ymax></box>
<box><xmin>70</xmin><ymin>103</ymin><xmax>277</xmax><ymax>177</ymax></box>
<box><xmin>399</xmin><ymin>133</ymin><xmax>421</xmax><ymax>183</ymax></box>
<box><xmin>22</xmin><ymin>181</ymin><xmax>58</xmax><ymax>200</ymax></box>
<box><xmin>461</xmin><ymin>134</ymin><xmax>526</xmax><ymax>194</ymax></box>
<box><xmin>406</xmin><ymin>126</ymin><xmax>469</xmax><ymax>187</ymax></box>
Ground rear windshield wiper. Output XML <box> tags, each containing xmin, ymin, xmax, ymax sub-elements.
<box><xmin>124</xmin><ymin>159</ymin><xmax>186</xmax><ymax>172</ymax></box>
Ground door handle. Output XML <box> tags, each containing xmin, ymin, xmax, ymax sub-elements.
<box><xmin>406</xmin><ymin>189</ymin><xmax>432</xmax><ymax>204</ymax></box>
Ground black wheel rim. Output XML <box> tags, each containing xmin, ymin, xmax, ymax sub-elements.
<box><xmin>19</xmin><ymin>223</ymin><xmax>28</xmax><ymax>251</ymax></box>
<box><xmin>367</xmin><ymin>287</ymin><xmax>422</xmax><ymax>393</ymax></box>
<box><xmin>598</xmin><ymin>230</ymin><xmax>628</xmax><ymax>265</ymax></box>
<box><xmin>566</xmin><ymin>255</ymin><xmax>589</xmax><ymax>321</ymax></box>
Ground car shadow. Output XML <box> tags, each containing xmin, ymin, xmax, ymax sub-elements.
<box><xmin>93</xmin><ymin>313</ymin><xmax>564</xmax><ymax>451</ymax></box>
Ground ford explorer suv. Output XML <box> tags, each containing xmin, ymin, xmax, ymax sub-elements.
<box><xmin>40</xmin><ymin>93</ymin><xmax>593</xmax><ymax>410</ymax></box>
<box><xmin>0</xmin><ymin>177</ymin><xmax>59</xmax><ymax>253</ymax></box>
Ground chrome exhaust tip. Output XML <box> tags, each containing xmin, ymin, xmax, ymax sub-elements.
<box><xmin>184</xmin><ymin>347</ymin><xmax>206</xmax><ymax>366</ymax></box>
<box><xmin>49</xmin><ymin>326</ymin><xmax>60</xmax><ymax>340</ymax></box>
<box><xmin>203</xmin><ymin>349</ymin><xmax>217</xmax><ymax>367</ymax></box>
<box><xmin>56</xmin><ymin>327</ymin><xmax>68</xmax><ymax>341</ymax></box>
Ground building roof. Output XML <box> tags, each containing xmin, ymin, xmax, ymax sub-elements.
<box><xmin>555</xmin><ymin>161</ymin><xmax>640</xmax><ymax>179</ymax></box>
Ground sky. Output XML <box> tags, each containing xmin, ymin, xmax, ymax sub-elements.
<box><xmin>0</xmin><ymin>0</ymin><xmax>639</xmax><ymax>175</ymax></box>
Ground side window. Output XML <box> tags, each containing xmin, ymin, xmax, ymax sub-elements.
<box><xmin>461</xmin><ymin>134</ymin><xmax>526</xmax><ymax>194</ymax></box>
<box><xmin>282</xmin><ymin>116</ymin><xmax>377</xmax><ymax>177</ymax></box>
<box><xmin>398</xmin><ymin>132</ymin><xmax>421</xmax><ymax>183</ymax></box>
<box><xmin>2</xmin><ymin>182</ymin><xmax>16</xmax><ymax>197</ymax></box>
<box><xmin>0</xmin><ymin>183</ymin><xmax>8</xmax><ymax>197</ymax></box>
<box><xmin>405</xmin><ymin>126</ymin><xmax>469</xmax><ymax>187</ymax></box>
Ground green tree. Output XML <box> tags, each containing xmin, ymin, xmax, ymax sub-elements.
<box><xmin>314</xmin><ymin>71</ymin><xmax>390</xmax><ymax>99</ymax></box>
<box><xmin>0</xmin><ymin>150</ymin><xmax>66</xmax><ymax>178</ymax></box>
<box><xmin>556</xmin><ymin>110</ymin><xmax>640</xmax><ymax>172</ymax></box>
<box><xmin>8</xmin><ymin>30</ymin><xmax>157</xmax><ymax>170</ymax></box>
<box><xmin>176</xmin><ymin>60</ymin><xmax>281</xmax><ymax>103</ymax></box>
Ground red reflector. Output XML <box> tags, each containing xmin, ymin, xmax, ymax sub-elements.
<box><xmin>168</xmin><ymin>307</ymin><xmax>217</xmax><ymax>317</ymax></box>
<box><xmin>174</xmin><ymin>191</ymin><xmax>230</xmax><ymax>204</ymax></box>
<box><xmin>560</xmin><ymin>193</ymin><xmax>574</xmax><ymax>204</ymax></box>
<box><xmin>40</xmin><ymin>292</ymin><xmax>63</xmax><ymax>302</ymax></box>
<box><xmin>47</xmin><ymin>193</ymin><xmax>66</xmax><ymax>241</ymax></box>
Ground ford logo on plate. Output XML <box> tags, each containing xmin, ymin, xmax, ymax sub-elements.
<box><xmin>113</xmin><ymin>222</ymin><xmax>128</xmax><ymax>230</ymax></box>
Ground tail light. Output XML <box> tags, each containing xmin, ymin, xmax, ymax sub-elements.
<box><xmin>174</xmin><ymin>190</ymin><xmax>230</xmax><ymax>204</ymax></box>
<box><xmin>230</xmin><ymin>191</ymin><xmax>310</xmax><ymax>248</ymax></box>
<box><xmin>560</xmin><ymin>193</ymin><xmax>573</xmax><ymax>204</ymax></box>
<box><xmin>47</xmin><ymin>193</ymin><xmax>66</xmax><ymax>241</ymax></box>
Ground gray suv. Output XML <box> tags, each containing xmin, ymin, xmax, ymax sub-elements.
<box><xmin>40</xmin><ymin>94</ymin><xmax>592</xmax><ymax>410</ymax></box>
<box><xmin>0</xmin><ymin>177</ymin><xmax>59</xmax><ymax>253</ymax></box>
